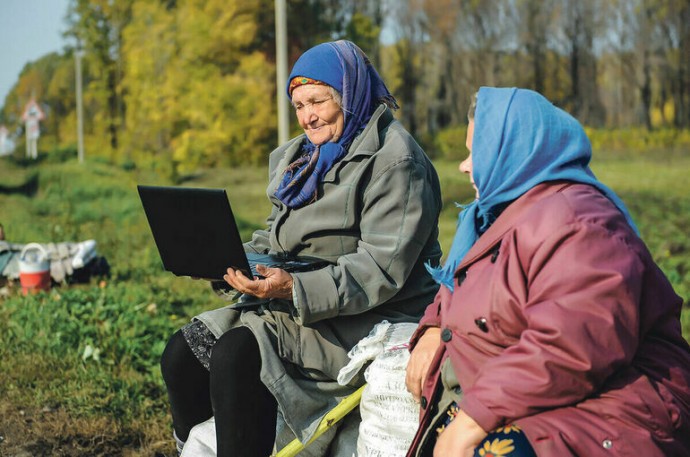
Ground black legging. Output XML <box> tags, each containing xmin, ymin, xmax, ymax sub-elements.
<box><xmin>160</xmin><ymin>330</ymin><xmax>212</xmax><ymax>441</ymax></box>
<box><xmin>160</xmin><ymin>327</ymin><xmax>278</xmax><ymax>457</ymax></box>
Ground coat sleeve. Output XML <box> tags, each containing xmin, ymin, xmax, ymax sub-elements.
<box><xmin>409</xmin><ymin>286</ymin><xmax>449</xmax><ymax>349</ymax></box>
<box><xmin>289</xmin><ymin>154</ymin><xmax>441</xmax><ymax>325</ymax></box>
<box><xmin>459</xmin><ymin>222</ymin><xmax>644</xmax><ymax>432</ymax></box>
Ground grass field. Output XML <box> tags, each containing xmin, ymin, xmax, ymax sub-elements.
<box><xmin>0</xmin><ymin>147</ymin><xmax>689</xmax><ymax>456</ymax></box>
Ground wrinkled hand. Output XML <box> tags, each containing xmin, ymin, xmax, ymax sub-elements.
<box><xmin>405</xmin><ymin>327</ymin><xmax>441</xmax><ymax>402</ymax></box>
<box><xmin>223</xmin><ymin>264</ymin><xmax>293</xmax><ymax>300</ymax></box>
<box><xmin>434</xmin><ymin>409</ymin><xmax>487</xmax><ymax>457</ymax></box>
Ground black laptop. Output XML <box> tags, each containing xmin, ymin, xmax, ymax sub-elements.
<box><xmin>137</xmin><ymin>185</ymin><xmax>328</xmax><ymax>280</ymax></box>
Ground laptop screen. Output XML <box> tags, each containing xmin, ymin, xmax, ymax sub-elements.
<box><xmin>137</xmin><ymin>185</ymin><xmax>252</xmax><ymax>280</ymax></box>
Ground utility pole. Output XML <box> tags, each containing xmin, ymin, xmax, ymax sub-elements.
<box><xmin>275</xmin><ymin>0</ymin><xmax>289</xmax><ymax>145</ymax></box>
<box><xmin>75</xmin><ymin>44</ymin><xmax>85</xmax><ymax>163</ymax></box>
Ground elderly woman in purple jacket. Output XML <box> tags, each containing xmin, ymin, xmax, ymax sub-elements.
<box><xmin>405</xmin><ymin>87</ymin><xmax>690</xmax><ymax>456</ymax></box>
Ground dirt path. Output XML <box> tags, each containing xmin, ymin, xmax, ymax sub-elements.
<box><xmin>0</xmin><ymin>403</ymin><xmax>174</xmax><ymax>457</ymax></box>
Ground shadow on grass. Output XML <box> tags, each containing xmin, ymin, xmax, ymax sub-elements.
<box><xmin>0</xmin><ymin>172</ymin><xmax>38</xmax><ymax>197</ymax></box>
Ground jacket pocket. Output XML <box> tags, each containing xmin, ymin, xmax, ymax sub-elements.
<box><xmin>631</xmin><ymin>374</ymin><xmax>677</xmax><ymax>439</ymax></box>
<box><xmin>598</xmin><ymin>368</ymin><xmax>675</xmax><ymax>440</ymax></box>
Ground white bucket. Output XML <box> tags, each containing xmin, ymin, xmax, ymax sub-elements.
<box><xmin>19</xmin><ymin>243</ymin><xmax>51</xmax><ymax>294</ymax></box>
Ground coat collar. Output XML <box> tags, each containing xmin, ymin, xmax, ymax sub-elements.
<box><xmin>456</xmin><ymin>181</ymin><xmax>572</xmax><ymax>271</ymax></box>
<box><xmin>320</xmin><ymin>106</ymin><xmax>393</xmax><ymax>184</ymax></box>
<box><xmin>344</xmin><ymin>104</ymin><xmax>394</xmax><ymax>159</ymax></box>
<box><xmin>268</xmin><ymin>105</ymin><xmax>395</xmax><ymax>194</ymax></box>
<box><xmin>273</xmin><ymin>104</ymin><xmax>394</xmax><ymax>177</ymax></box>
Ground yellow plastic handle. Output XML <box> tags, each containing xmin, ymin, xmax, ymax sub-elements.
<box><xmin>274</xmin><ymin>384</ymin><xmax>365</xmax><ymax>457</ymax></box>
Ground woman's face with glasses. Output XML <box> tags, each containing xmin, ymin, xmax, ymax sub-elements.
<box><xmin>291</xmin><ymin>84</ymin><xmax>344</xmax><ymax>146</ymax></box>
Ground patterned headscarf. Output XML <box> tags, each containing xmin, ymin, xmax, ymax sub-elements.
<box><xmin>274</xmin><ymin>40</ymin><xmax>397</xmax><ymax>209</ymax></box>
<box><xmin>288</xmin><ymin>77</ymin><xmax>327</xmax><ymax>95</ymax></box>
<box><xmin>428</xmin><ymin>87</ymin><xmax>639</xmax><ymax>291</ymax></box>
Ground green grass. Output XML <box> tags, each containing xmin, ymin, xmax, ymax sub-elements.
<box><xmin>591</xmin><ymin>149</ymin><xmax>690</xmax><ymax>302</ymax></box>
<box><xmin>0</xmin><ymin>147</ymin><xmax>688</xmax><ymax>455</ymax></box>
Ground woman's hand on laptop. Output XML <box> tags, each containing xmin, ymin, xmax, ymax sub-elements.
<box><xmin>223</xmin><ymin>265</ymin><xmax>294</xmax><ymax>300</ymax></box>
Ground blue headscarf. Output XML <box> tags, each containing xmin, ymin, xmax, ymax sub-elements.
<box><xmin>274</xmin><ymin>40</ymin><xmax>397</xmax><ymax>209</ymax></box>
<box><xmin>428</xmin><ymin>87</ymin><xmax>639</xmax><ymax>291</ymax></box>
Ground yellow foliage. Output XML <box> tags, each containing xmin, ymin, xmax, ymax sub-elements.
<box><xmin>119</xmin><ymin>0</ymin><xmax>275</xmax><ymax>175</ymax></box>
<box><xmin>584</xmin><ymin>127</ymin><xmax>690</xmax><ymax>152</ymax></box>
<box><xmin>171</xmin><ymin>52</ymin><xmax>275</xmax><ymax>172</ymax></box>
<box><xmin>650</xmin><ymin>100</ymin><xmax>676</xmax><ymax>128</ymax></box>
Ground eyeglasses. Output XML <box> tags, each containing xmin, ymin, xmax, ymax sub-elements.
<box><xmin>292</xmin><ymin>96</ymin><xmax>334</xmax><ymax>114</ymax></box>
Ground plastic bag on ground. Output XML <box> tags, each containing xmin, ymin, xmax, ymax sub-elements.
<box><xmin>181</xmin><ymin>417</ymin><xmax>216</xmax><ymax>456</ymax></box>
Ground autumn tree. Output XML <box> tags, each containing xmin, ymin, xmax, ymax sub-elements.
<box><xmin>4</xmin><ymin>0</ymin><xmax>690</xmax><ymax>168</ymax></box>
<box><xmin>420</xmin><ymin>0</ymin><xmax>464</xmax><ymax>130</ymax></box>
<box><xmin>122</xmin><ymin>0</ymin><xmax>275</xmax><ymax>177</ymax></box>
<box><xmin>517</xmin><ymin>0</ymin><xmax>556</xmax><ymax>94</ymax></box>
<box><xmin>656</xmin><ymin>0</ymin><xmax>690</xmax><ymax>128</ymax></box>
<box><xmin>65</xmin><ymin>0</ymin><xmax>134</xmax><ymax>156</ymax></box>
<box><xmin>0</xmin><ymin>52</ymin><xmax>76</xmax><ymax>148</ymax></box>
<box><xmin>551</xmin><ymin>0</ymin><xmax>607</xmax><ymax>125</ymax></box>
<box><xmin>384</xmin><ymin>0</ymin><xmax>428</xmax><ymax>137</ymax></box>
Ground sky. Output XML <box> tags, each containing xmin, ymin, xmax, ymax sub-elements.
<box><xmin>0</xmin><ymin>0</ymin><xmax>71</xmax><ymax>108</ymax></box>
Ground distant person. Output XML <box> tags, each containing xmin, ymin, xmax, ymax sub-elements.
<box><xmin>160</xmin><ymin>40</ymin><xmax>442</xmax><ymax>456</ymax></box>
<box><xmin>405</xmin><ymin>87</ymin><xmax>690</xmax><ymax>456</ymax></box>
<box><xmin>0</xmin><ymin>125</ymin><xmax>15</xmax><ymax>156</ymax></box>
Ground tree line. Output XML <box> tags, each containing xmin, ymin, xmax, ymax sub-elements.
<box><xmin>1</xmin><ymin>0</ymin><xmax>688</xmax><ymax>176</ymax></box>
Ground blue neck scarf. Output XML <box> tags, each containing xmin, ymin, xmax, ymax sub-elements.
<box><xmin>428</xmin><ymin>87</ymin><xmax>639</xmax><ymax>291</ymax></box>
<box><xmin>274</xmin><ymin>40</ymin><xmax>397</xmax><ymax>209</ymax></box>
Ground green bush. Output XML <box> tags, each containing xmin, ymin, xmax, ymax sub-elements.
<box><xmin>430</xmin><ymin>125</ymin><xmax>469</xmax><ymax>161</ymax></box>
<box><xmin>585</xmin><ymin>127</ymin><xmax>690</xmax><ymax>153</ymax></box>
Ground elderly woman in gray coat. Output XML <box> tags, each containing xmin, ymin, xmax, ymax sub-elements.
<box><xmin>160</xmin><ymin>40</ymin><xmax>442</xmax><ymax>457</ymax></box>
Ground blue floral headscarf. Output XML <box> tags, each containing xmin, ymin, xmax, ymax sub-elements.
<box><xmin>428</xmin><ymin>87</ymin><xmax>639</xmax><ymax>290</ymax></box>
<box><xmin>274</xmin><ymin>40</ymin><xmax>397</xmax><ymax>209</ymax></box>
